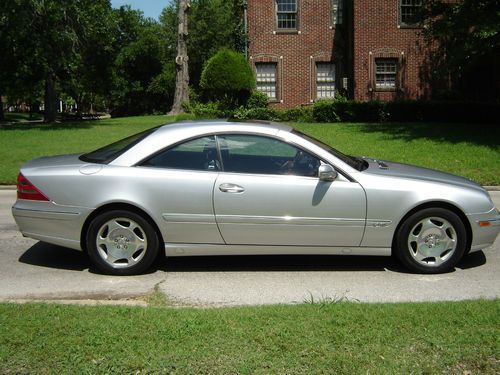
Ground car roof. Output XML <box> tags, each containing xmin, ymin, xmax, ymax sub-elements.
<box><xmin>111</xmin><ymin>119</ymin><xmax>294</xmax><ymax>166</ymax></box>
<box><xmin>157</xmin><ymin>119</ymin><xmax>294</xmax><ymax>134</ymax></box>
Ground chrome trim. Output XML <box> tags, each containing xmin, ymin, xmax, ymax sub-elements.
<box><xmin>162</xmin><ymin>213</ymin><xmax>215</xmax><ymax>223</ymax></box>
<box><xmin>13</xmin><ymin>207</ymin><xmax>80</xmax><ymax>216</ymax></box>
<box><xmin>216</xmin><ymin>215</ymin><xmax>365</xmax><ymax>226</ymax></box>
<box><xmin>366</xmin><ymin>219</ymin><xmax>392</xmax><ymax>228</ymax></box>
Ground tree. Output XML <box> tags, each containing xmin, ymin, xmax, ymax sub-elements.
<box><xmin>422</xmin><ymin>0</ymin><xmax>500</xmax><ymax>101</ymax></box>
<box><xmin>161</xmin><ymin>0</ymin><xmax>246</xmax><ymax>90</ymax></box>
<box><xmin>0</xmin><ymin>0</ymin><xmax>115</xmax><ymax>122</ymax></box>
<box><xmin>109</xmin><ymin>6</ymin><xmax>173</xmax><ymax>116</ymax></box>
<box><xmin>169</xmin><ymin>0</ymin><xmax>191</xmax><ymax>115</ymax></box>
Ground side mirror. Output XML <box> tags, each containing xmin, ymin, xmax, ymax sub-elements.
<box><xmin>318</xmin><ymin>164</ymin><xmax>338</xmax><ymax>182</ymax></box>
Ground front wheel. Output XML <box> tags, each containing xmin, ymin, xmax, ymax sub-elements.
<box><xmin>86</xmin><ymin>210</ymin><xmax>159</xmax><ymax>275</ymax></box>
<box><xmin>395</xmin><ymin>208</ymin><xmax>467</xmax><ymax>274</ymax></box>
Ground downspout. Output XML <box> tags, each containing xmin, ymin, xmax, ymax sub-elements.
<box><xmin>243</xmin><ymin>0</ymin><xmax>248</xmax><ymax>59</ymax></box>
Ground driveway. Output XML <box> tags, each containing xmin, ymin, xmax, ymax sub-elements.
<box><xmin>0</xmin><ymin>189</ymin><xmax>499</xmax><ymax>306</ymax></box>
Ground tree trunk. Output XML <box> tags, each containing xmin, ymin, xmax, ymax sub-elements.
<box><xmin>0</xmin><ymin>95</ymin><xmax>4</xmax><ymax>122</ymax></box>
<box><xmin>44</xmin><ymin>71</ymin><xmax>57</xmax><ymax>123</ymax></box>
<box><xmin>169</xmin><ymin>0</ymin><xmax>190</xmax><ymax>115</ymax></box>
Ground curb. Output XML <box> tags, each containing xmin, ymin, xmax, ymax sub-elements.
<box><xmin>1</xmin><ymin>185</ymin><xmax>500</xmax><ymax>191</ymax></box>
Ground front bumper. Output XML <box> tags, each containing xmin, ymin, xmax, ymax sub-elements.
<box><xmin>468</xmin><ymin>208</ymin><xmax>500</xmax><ymax>252</ymax></box>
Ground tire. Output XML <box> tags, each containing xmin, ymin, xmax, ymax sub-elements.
<box><xmin>86</xmin><ymin>210</ymin><xmax>159</xmax><ymax>275</ymax></box>
<box><xmin>395</xmin><ymin>208</ymin><xmax>467</xmax><ymax>274</ymax></box>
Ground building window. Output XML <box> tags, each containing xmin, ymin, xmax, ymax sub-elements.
<box><xmin>399</xmin><ymin>0</ymin><xmax>423</xmax><ymax>26</ymax></box>
<box><xmin>316</xmin><ymin>63</ymin><xmax>335</xmax><ymax>99</ymax></box>
<box><xmin>256</xmin><ymin>63</ymin><xmax>277</xmax><ymax>100</ymax></box>
<box><xmin>276</xmin><ymin>0</ymin><xmax>297</xmax><ymax>30</ymax></box>
<box><xmin>375</xmin><ymin>59</ymin><xmax>397</xmax><ymax>90</ymax></box>
<box><xmin>331</xmin><ymin>0</ymin><xmax>343</xmax><ymax>25</ymax></box>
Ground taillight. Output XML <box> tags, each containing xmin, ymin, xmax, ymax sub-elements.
<box><xmin>17</xmin><ymin>173</ymin><xmax>49</xmax><ymax>201</ymax></box>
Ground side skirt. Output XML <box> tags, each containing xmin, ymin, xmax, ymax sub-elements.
<box><xmin>165</xmin><ymin>243</ymin><xmax>391</xmax><ymax>257</ymax></box>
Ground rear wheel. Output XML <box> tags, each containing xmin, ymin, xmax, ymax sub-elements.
<box><xmin>86</xmin><ymin>210</ymin><xmax>159</xmax><ymax>275</ymax></box>
<box><xmin>395</xmin><ymin>208</ymin><xmax>467</xmax><ymax>274</ymax></box>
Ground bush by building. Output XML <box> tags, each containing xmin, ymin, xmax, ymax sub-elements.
<box><xmin>200</xmin><ymin>48</ymin><xmax>256</xmax><ymax>108</ymax></box>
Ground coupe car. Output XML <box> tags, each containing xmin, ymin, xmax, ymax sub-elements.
<box><xmin>12</xmin><ymin>120</ymin><xmax>500</xmax><ymax>275</ymax></box>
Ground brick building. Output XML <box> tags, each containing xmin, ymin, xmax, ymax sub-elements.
<box><xmin>247</xmin><ymin>0</ymin><xmax>429</xmax><ymax>108</ymax></box>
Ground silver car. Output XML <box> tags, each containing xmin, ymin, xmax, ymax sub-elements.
<box><xmin>12</xmin><ymin>120</ymin><xmax>500</xmax><ymax>275</ymax></box>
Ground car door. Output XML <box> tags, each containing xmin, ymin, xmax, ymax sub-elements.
<box><xmin>136</xmin><ymin>135</ymin><xmax>224</xmax><ymax>244</ymax></box>
<box><xmin>213</xmin><ymin>134</ymin><xmax>366</xmax><ymax>247</ymax></box>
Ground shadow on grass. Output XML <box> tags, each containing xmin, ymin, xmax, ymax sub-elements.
<box><xmin>0</xmin><ymin>119</ymin><xmax>104</xmax><ymax>131</ymax></box>
<box><xmin>3</xmin><ymin>113</ymin><xmax>44</xmax><ymax>123</ymax></box>
<box><xmin>0</xmin><ymin>114</ymin><xmax>187</xmax><ymax>131</ymax></box>
<box><xmin>355</xmin><ymin>122</ymin><xmax>500</xmax><ymax>150</ymax></box>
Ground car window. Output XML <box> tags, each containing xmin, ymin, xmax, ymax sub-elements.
<box><xmin>141</xmin><ymin>136</ymin><xmax>220</xmax><ymax>171</ymax></box>
<box><xmin>80</xmin><ymin>127</ymin><xmax>158</xmax><ymax>164</ymax></box>
<box><xmin>217</xmin><ymin>135</ymin><xmax>320</xmax><ymax>177</ymax></box>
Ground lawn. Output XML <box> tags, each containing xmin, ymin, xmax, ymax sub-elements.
<box><xmin>0</xmin><ymin>300</ymin><xmax>498</xmax><ymax>374</ymax></box>
<box><xmin>0</xmin><ymin>115</ymin><xmax>498</xmax><ymax>185</ymax></box>
<box><xmin>2</xmin><ymin>111</ymin><xmax>44</xmax><ymax>122</ymax></box>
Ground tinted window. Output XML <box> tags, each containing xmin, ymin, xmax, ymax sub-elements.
<box><xmin>218</xmin><ymin>135</ymin><xmax>320</xmax><ymax>177</ymax></box>
<box><xmin>141</xmin><ymin>136</ymin><xmax>220</xmax><ymax>171</ymax></box>
<box><xmin>80</xmin><ymin>127</ymin><xmax>158</xmax><ymax>164</ymax></box>
<box><xmin>292</xmin><ymin>129</ymin><xmax>368</xmax><ymax>171</ymax></box>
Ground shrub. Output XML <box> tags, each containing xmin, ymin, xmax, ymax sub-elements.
<box><xmin>278</xmin><ymin>106</ymin><xmax>314</xmax><ymax>122</ymax></box>
<box><xmin>188</xmin><ymin>102</ymin><xmax>226</xmax><ymax>119</ymax></box>
<box><xmin>312</xmin><ymin>99</ymin><xmax>499</xmax><ymax>123</ymax></box>
<box><xmin>232</xmin><ymin>106</ymin><xmax>279</xmax><ymax>121</ymax></box>
<box><xmin>247</xmin><ymin>91</ymin><xmax>269</xmax><ymax>109</ymax></box>
<box><xmin>312</xmin><ymin>99</ymin><xmax>341</xmax><ymax>122</ymax></box>
<box><xmin>200</xmin><ymin>48</ymin><xmax>256</xmax><ymax>108</ymax></box>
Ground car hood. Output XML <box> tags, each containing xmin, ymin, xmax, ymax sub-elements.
<box><xmin>21</xmin><ymin>153</ymin><xmax>85</xmax><ymax>170</ymax></box>
<box><xmin>362</xmin><ymin>157</ymin><xmax>485</xmax><ymax>192</ymax></box>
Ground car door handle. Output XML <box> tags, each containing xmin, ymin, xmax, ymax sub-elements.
<box><xmin>219</xmin><ymin>183</ymin><xmax>245</xmax><ymax>193</ymax></box>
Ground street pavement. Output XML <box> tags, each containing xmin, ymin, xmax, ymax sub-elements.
<box><xmin>0</xmin><ymin>189</ymin><xmax>499</xmax><ymax>306</ymax></box>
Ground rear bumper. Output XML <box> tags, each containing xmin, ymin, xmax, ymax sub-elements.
<box><xmin>12</xmin><ymin>200</ymin><xmax>92</xmax><ymax>251</ymax></box>
<box><xmin>468</xmin><ymin>208</ymin><xmax>500</xmax><ymax>252</ymax></box>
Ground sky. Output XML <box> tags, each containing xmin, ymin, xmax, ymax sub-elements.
<box><xmin>110</xmin><ymin>0</ymin><xmax>171</xmax><ymax>20</ymax></box>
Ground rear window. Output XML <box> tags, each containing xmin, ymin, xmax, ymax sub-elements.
<box><xmin>80</xmin><ymin>127</ymin><xmax>158</xmax><ymax>164</ymax></box>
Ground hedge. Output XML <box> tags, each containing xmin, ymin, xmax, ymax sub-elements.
<box><xmin>312</xmin><ymin>100</ymin><xmax>499</xmax><ymax>123</ymax></box>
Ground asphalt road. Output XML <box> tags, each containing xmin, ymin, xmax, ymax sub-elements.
<box><xmin>0</xmin><ymin>189</ymin><xmax>499</xmax><ymax>306</ymax></box>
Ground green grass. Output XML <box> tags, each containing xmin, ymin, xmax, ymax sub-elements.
<box><xmin>0</xmin><ymin>116</ymin><xmax>498</xmax><ymax>185</ymax></box>
<box><xmin>0</xmin><ymin>300</ymin><xmax>498</xmax><ymax>374</ymax></box>
<box><xmin>0</xmin><ymin>114</ymin><xmax>194</xmax><ymax>184</ymax></box>
<box><xmin>294</xmin><ymin>122</ymin><xmax>499</xmax><ymax>186</ymax></box>
<box><xmin>2</xmin><ymin>112</ymin><xmax>44</xmax><ymax>122</ymax></box>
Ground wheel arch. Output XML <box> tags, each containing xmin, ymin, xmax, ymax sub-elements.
<box><xmin>80</xmin><ymin>202</ymin><xmax>165</xmax><ymax>253</ymax></box>
<box><xmin>391</xmin><ymin>201</ymin><xmax>472</xmax><ymax>254</ymax></box>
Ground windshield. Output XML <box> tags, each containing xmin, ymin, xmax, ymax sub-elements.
<box><xmin>292</xmin><ymin>130</ymin><xmax>368</xmax><ymax>171</ymax></box>
<box><xmin>80</xmin><ymin>127</ymin><xmax>158</xmax><ymax>164</ymax></box>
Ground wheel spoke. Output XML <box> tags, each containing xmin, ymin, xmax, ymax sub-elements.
<box><xmin>95</xmin><ymin>217</ymin><xmax>148</xmax><ymax>270</ymax></box>
<box><xmin>107</xmin><ymin>220</ymin><xmax>127</xmax><ymax>233</ymax></box>
<box><xmin>407</xmin><ymin>215</ymin><xmax>459</xmax><ymax>269</ymax></box>
<box><xmin>433</xmin><ymin>255</ymin><xmax>444</xmax><ymax>266</ymax></box>
<box><xmin>420</xmin><ymin>218</ymin><xmax>438</xmax><ymax>232</ymax></box>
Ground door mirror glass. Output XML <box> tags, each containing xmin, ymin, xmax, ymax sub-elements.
<box><xmin>318</xmin><ymin>164</ymin><xmax>337</xmax><ymax>181</ymax></box>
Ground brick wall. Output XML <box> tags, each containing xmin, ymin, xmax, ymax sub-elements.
<box><xmin>352</xmin><ymin>0</ymin><xmax>430</xmax><ymax>101</ymax></box>
<box><xmin>248</xmin><ymin>0</ymin><xmax>430</xmax><ymax>107</ymax></box>
<box><xmin>248</xmin><ymin>0</ymin><xmax>341</xmax><ymax>108</ymax></box>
